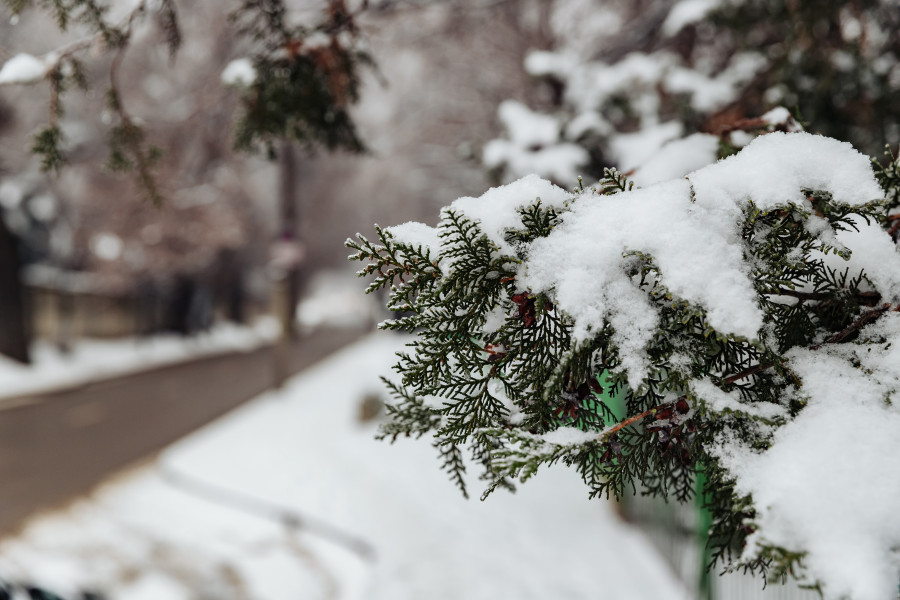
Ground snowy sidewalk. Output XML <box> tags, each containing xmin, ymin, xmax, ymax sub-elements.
<box><xmin>0</xmin><ymin>334</ymin><xmax>688</xmax><ymax>600</ymax></box>
<box><xmin>0</xmin><ymin>319</ymin><xmax>281</xmax><ymax>403</ymax></box>
<box><xmin>0</xmin><ymin>323</ymin><xmax>364</xmax><ymax>536</ymax></box>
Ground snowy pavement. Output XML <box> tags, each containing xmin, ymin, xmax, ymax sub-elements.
<box><xmin>0</xmin><ymin>334</ymin><xmax>688</xmax><ymax>599</ymax></box>
<box><xmin>0</xmin><ymin>318</ymin><xmax>281</xmax><ymax>402</ymax></box>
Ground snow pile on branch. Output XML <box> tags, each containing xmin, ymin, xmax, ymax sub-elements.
<box><xmin>689</xmin><ymin>132</ymin><xmax>884</xmax><ymax>211</ymax></box>
<box><xmin>0</xmin><ymin>53</ymin><xmax>49</xmax><ymax>85</ymax></box>
<box><xmin>630</xmin><ymin>133</ymin><xmax>719</xmax><ymax>186</ymax></box>
<box><xmin>449</xmin><ymin>174</ymin><xmax>571</xmax><ymax>257</ymax></box>
<box><xmin>713</xmin><ymin>314</ymin><xmax>900</xmax><ymax>600</ymax></box>
<box><xmin>662</xmin><ymin>0</ymin><xmax>722</xmax><ymax>36</ymax></box>
<box><xmin>522</xmin><ymin>133</ymin><xmax>892</xmax><ymax>383</ymax></box>
<box><xmin>483</xmin><ymin>101</ymin><xmax>588</xmax><ymax>185</ymax></box>
<box><xmin>221</xmin><ymin>58</ymin><xmax>256</xmax><ymax>86</ymax></box>
<box><xmin>486</xmin><ymin>42</ymin><xmax>766</xmax><ymax>185</ymax></box>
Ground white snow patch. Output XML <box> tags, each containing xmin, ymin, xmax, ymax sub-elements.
<box><xmin>689</xmin><ymin>132</ymin><xmax>885</xmax><ymax>212</ymax></box>
<box><xmin>488</xmin><ymin>377</ymin><xmax>524</xmax><ymax>425</ymax></box>
<box><xmin>484</xmin><ymin>101</ymin><xmax>589</xmax><ymax>184</ymax></box>
<box><xmin>520</xmin><ymin>133</ymin><xmax>890</xmax><ymax>388</ymax></box>
<box><xmin>482</xmin><ymin>304</ymin><xmax>508</xmax><ymax>334</ymax></box>
<box><xmin>631</xmin><ymin>133</ymin><xmax>719</xmax><ymax>186</ymax></box>
<box><xmin>0</xmin><ymin>180</ymin><xmax>26</xmax><ymax>209</ymax></box>
<box><xmin>609</xmin><ymin>121</ymin><xmax>683</xmax><ymax>172</ymax></box>
<box><xmin>692</xmin><ymin>378</ymin><xmax>787</xmax><ymax>420</ymax></box>
<box><xmin>831</xmin><ymin>216</ymin><xmax>900</xmax><ymax>300</ymax></box>
<box><xmin>664</xmin><ymin>53</ymin><xmax>766</xmax><ymax>113</ymax></box>
<box><xmin>523</xmin><ymin>178</ymin><xmax>761</xmax><ymax>386</ymax></box>
<box><xmin>450</xmin><ymin>174</ymin><xmax>571</xmax><ymax>257</ymax></box>
<box><xmin>570</xmin><ymin>52</ymin><xmax>677</xmax><ymax>116</ymax></box>
<box><xmin>296</xmin><ymin>270</ymin><xmax>380</xmax><ymax>332</ymax></box>
<box><xmin>27</xmin><ymin>194</ymin><xmax>58</xmax><ymax>222</ymax></box>
<box><xmin>760</xmin><ymin>106</ymin><xmax>801</xmax><ymax>130</ymax></box>
<box><xmin>221</xmin><ymin>58</ymin><xmax>256</xmax><ymax>86</ymax></box>
<box><xmin>565</xmin><ymin>111</ymin><xmax>613</xmax><ymax>140</ymax></box>
<box><xmin>662</xmin><ymin>0</ymin><xmax>721</xmax><ymax>36</ymax></box>
<box><xmin>0</xmin><ymin>53</ymin><xmax>48</xmax><ymax>84</ymax></box>
<box><xmin>483</xmin><ymin>138</ymin><xmax>588</xmax><ymax>185</ymax></box>
<box><xmin>497</xmin><ymin>100</ymin><xmax>560</xmax><ymax>148</ymax></box>
<box><xmin>524</xmin><ymin>50</ymin><xmax>579</xmax><ymax>79</ymax></box>
<box><xmin>541</xmin><ymin>426</ymin><xmax>598</xmax><ymax>445</ymax></box>
<box><xmin>383</xmin><ymin>221</ymin><xmax>440</xmax><ymax>254</ymax></box>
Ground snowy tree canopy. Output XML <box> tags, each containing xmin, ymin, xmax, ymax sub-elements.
<box><xmin>349</xmin><ymin>131</ymin><xmax>900</xmax><ymax>599</ymax></box>
<box><xmin>484</xmin><ymin>0</ymin><xmax>900</xmax><ymax>186</ymax></box>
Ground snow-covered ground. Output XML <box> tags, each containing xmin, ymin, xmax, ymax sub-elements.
<box><xmin>0</xmin><ymin>318</ymin><xmax>281</xmax><ymax>401</ymax></box>
<box><xmin>0</xmin><ymin>334</ymin><xmax>687</xmax><ymax>600</ymax></box>
<box><xmin>296</xmin><ymin>269</ymin><xmax>381</xmax><ymax>334</ymax></box>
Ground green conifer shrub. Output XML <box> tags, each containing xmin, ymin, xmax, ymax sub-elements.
<box><xmin>349</xmin><ymin>132</ymin><xmax>900</xmax><ymax>599</ymax></box>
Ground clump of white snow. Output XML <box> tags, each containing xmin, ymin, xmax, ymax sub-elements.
<box><xmin>483</xmin><ymin>101</ymin><xmax>589</xmax><ymax>184</ymax></box>
<box><xmin>221</xmin><ymin>58</ymin><xmax>256</xmax><ymax>86</ymax></box>
<box><xmin>692</xmin><ymin>378</ymin><xmax>787</xmax><ymax>420</ymax></box>
<box><xmin>519</xmin><ymin>132</ymin><xmax>895</xmax><ymax>387</ymax></box>
<box><xmin>523</xmin><ymin>177</ymin><xmax>762</xmax><ymax>387</ymax></box>
<box><xmin>665</xmin><ymin>53</ymin><xmax>766</xmax><ymax>113</ymax></box>
<box><xmin>90</xmin><ymin>232</ymin><xmax>124</xmax><ymax>261</ymax></box>
<box><xmin>541</xmin><ymin>426</ymin><xmax>600</xmax><ymax>445</ymax></box>
<box><xmin>383</xmin><ymin>221</ymin><xmax>441</xmax><ymax>254</ymax></box>
<box><xmin>759</xmin><ymin>106</ymin><xmax>803</xmax><ymax>131</ymax></box>
<box><xmin>662</xmin><ymin>0</ymin><xmax>721</xmax><ymax>36</ymax></box>
<box><xmin>523</xmin><ymin>50</ymin><xmax>579</xmax><ymax>80</ymax></box>
<box><xmin>483</xmin><ymin>139</ymin><xmax>589</xmax><ymax>186</ymax></box>
<box><xmin>450</xmin><ymin>174</ymin><xmax>571</xmax><ymax>257</ymax></box>
<box><xmin>631</xmin><ymin>133</ymin><xmax>719</xmax><ymax>186</ymax></box>
<box><xmin>0</xmin><ymin>53</ymin><xmax>48</xmax><ymax>84</ymax></box>
<box><xmin>608</xmin><ymin>121</ymin><xmax>683</xmax><ymax>172</ymax></box>
<box><xmin>689</xmin><ymin>132</ymin><xmax>884</xmax><ymax>211</ymax></box>
<box><xmin>496</xmin><ymin>100</ymin><xmax>560</xmax><ymax>149</ymax></box>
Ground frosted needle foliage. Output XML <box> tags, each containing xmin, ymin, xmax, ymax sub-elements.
<box><xmin>348</xmin><ymin>132</ymin><xmax>900</xmax><ymax>599</ymax></box>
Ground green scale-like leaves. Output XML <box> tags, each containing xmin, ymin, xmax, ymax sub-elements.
<box><xmin>349</xmin><ymin>158</ymin><xmax>899</xmax><ymax>580</ymax></box>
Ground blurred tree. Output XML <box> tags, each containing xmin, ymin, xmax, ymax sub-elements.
<box><xmin>0</xmin><ymin>0</ymin><xmax>375</xmax><ymax>353</ymax></box>
<box><xmin>484</xmin><ymin>0</ymin><xmax>900</xmax><ymax>185</ymax></box>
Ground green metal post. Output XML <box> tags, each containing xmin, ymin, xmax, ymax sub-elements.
<box><xmin>696</xmin><ymin>463</ymin><xmax>714</xmax><ymax>600</ymax></box>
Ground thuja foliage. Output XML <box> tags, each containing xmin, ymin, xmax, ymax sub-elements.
<box><xmin>348</xmin><ymin>145</ymin><xmax>900</xmax><ymax>583</ymax></box>
<box><xmin>230</xmin><ymin>0</ymin><xmax>370</xmax><ymax>157</ymax></box>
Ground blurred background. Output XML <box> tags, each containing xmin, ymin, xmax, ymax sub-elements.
<box><xmin>0</xmin><ymin>0</ymin><xmax>898</xmax><ymax>598</ymax></box>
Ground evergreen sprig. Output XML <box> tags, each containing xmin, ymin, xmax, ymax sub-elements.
<box><xmin>874</xmin><ymin>146</ymin><xmax>900</xmax><ymax>218</ymax></box>
<box><xmin>230</xmin><ymin>0</ymin><xmax>371</xmax><ymax>157</ymax></box>
<box><xmin>350</xmin><ymin>163</ymin><xmax>900</xmax><ymax>587</ymax></box>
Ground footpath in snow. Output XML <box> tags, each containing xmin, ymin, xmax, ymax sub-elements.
<box><xmin>0</xmin><ymin>334</ymin><xmax>686</xmax><ymax>600</ymax></box>
<box><xmin>0</xmin><ymin>318</ymin><xmax>281</xmax><ymax>401</ymax></box>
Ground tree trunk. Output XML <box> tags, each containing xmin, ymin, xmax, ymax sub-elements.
<box><xmin>0</xmin><ymin>216</ymin><xmax>31</xmax><ymax>364</ymax></box>
<box><xmin>280</xmin><ymin>142</ymin><xmax>302</xmax><ymax>340</ymax></box>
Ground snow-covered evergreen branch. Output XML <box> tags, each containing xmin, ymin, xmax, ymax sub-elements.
<box><xmin>350</xmin><ymin>132</ymin><xmax>900</xmax><ymax>600</ymax></box>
